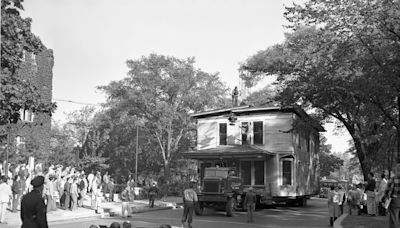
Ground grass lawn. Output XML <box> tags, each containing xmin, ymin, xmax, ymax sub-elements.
<box><xmin>341</xmin><ymin>214</ymin><xmax>387</xmax><ymax>228</ymax></box>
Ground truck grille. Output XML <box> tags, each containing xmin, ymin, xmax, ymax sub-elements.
<box><xmin>203</xmin><ymin>181</ymin><xmax>219</xmax><ymax>193</ymax></box>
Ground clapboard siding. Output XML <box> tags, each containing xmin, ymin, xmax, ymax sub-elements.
<box><xmin>196</xmin><ymin>112</ymin><xmax>294</xmax><ymax>153</ymax></box>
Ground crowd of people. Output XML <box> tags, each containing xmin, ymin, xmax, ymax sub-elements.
<box><xmin>0</xmin><ymin>161</ymin><xmax>162</xmax><ymax>225</ymax></box>
<box><xmin>327</xmin><ymin>169</ymin><xmax>395</xmax><ymax>226</ymax></box>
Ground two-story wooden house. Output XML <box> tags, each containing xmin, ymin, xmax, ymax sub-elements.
<box><xmin>183</xmin><ymin>105</ymin><xmax>324</xmax><ymax>205</ymax></box>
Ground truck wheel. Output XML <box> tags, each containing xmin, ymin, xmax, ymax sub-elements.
<box><xmin>195</xmin><ymin>203</ymin><xmax>204</xmax><ymax>216</ymax></box>
<box><xmin>297</xmin><ymin>197</ymin><xmax>307</xmax><ymax>206</ymax></box>
<box><xmin>226</xmin><ymin>198</ymin><xmax>236</xmax><ymax>217</ymax></box>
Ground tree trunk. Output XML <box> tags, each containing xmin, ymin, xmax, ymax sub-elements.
<box><xmin>164</xmin><ymin>160</ymin><xmax>171</xmax><ymax>184</ymax></box>
<box><xmin>353</xmin><ymin>137</ymin><xmax>371</xmax><ymax>181</ymax></box>
<box><xmin>397</xmin><ymin>127</ymin><xmax>400</xmax><ymax>163</ymax></box>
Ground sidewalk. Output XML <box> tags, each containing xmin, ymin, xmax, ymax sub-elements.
<box><xmin>338</xmin><ymin>213</ymin><xmax>387</xmax><ymax>228</ymax></box>
<box><xmin>3</xmin><ymin>195</ymin><xmax>182</xmax><ymax>228</ymax></box>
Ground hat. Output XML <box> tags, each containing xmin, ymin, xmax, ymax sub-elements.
<box><xmin>248</xmin><ymin>187</ymin><xmax>254</xmax><ymax>191</ymax></box>
<box><xmin>31</xmin><ymin>176</ymin><xmax>45</xmax><ymax>187</ymax></box>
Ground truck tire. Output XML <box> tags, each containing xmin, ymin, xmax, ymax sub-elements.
<box><xmin>195</xmin><ymin>203</ymin><xmax>204</xmax><ymax>216</ymax></box>
<box><xmin>297</xmin><ymin>197</ymin><xmax>307</xmax><ymax>206</ymax></box>
<box><xmin>226</xmin><ymin>198</ymin><xmax>236</xmax><ymax>217</ymax></box>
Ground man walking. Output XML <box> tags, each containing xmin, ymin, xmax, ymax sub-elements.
<box><xmin>12</xmin><ymin>175</ymin><xmax>23</xmax><ymax>213</ymax></box>
<box><xmin>148</xmin><ymin>182</ymin><xmax>159</xmax><ymax>208</ymax></box>
<box><xmin>70</xmin><ymin>177</ymin><xmax>79</xmax><ymax>210</ymax></box>
<box><xmin>181</xmin><ymin>181</ymin><xmax>198</xmax><ymax>228</ymax></box>
<box><xmin>87</xmin><ymin>171</ymin><xmax>94</xmax><ymax>193</ymax></box>
<box><xmin>0</xmin><ymin>175</ymin><xmax>12</xmax><ymax>224</ymax></box>
<box><xmin>244</xmin><ymin>187</ymin><xmax>256</xmax><ymax>223</ymax></box>
<box><xmin>387</xmin><ymin>163</ymin><xmax>400</xmax><ymax>228</ymax></box>
<box><xmin>20</xmin><ymin>175</ymin><xmax>48</xmax><ymax>228</ymax></box>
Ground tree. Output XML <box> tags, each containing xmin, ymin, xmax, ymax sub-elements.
<box><xmin>48</xmin><ymin>121</ymin><xmax>76</xmax><ymax>167</ymax></box>
<box><xmin>64</xmin><ymin>106</ymin><xmax>108</xmax><ymax>171</ymax></box>
<box><xmin>283</xmin><ymin>0</ymin><xmax>400</xmax><ymax>162</ymax></box>
<box><xmin>240</xmin><ymin>85</ymin><xmax>279</xmax><ymax>107</ymax></box>
<box><xmin>1</xmin><ymin>0</ymin><xmax>55</xmax><ymax>125</ymax></box>
<box><xmin>239</xmin><ymin>0</ymin><xmax>400</xmax><ymax>179</ymax></box>
<box><xmin>99</xmin><ymin>54</ymin><xmax>228</xmax><ymax>180</ymax></box>
<box><xmin>319</xmin><ymin>136</ymin><xmax>344</xmax><ymax>177</ymax></box>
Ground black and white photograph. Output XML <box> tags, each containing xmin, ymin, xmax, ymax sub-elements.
<box><xmin>1</xmin><ymin>0</ymin><xmax>400</xmax><ymax>227</ymax></box>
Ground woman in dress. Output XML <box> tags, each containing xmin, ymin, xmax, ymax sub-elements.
<box><xmin>328</xmin><ymin>185</ymin><xmax>340</xmax><ymax>226</ymax></box>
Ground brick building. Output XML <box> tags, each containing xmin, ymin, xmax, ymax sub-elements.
<box><xmin>9</xmin><ymin>49</ymin><xmax>54</xmax><ymax>163</ymax></box>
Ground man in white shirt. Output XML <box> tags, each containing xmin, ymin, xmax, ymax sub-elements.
<box><xmin>181</xmin><ymin>181</ymin><xmax>198</xmax><ymax>228</ymax></box>
<box><xmin>87</xmin><ymin>171</ymin><xmax>94</xmax><ymax>193</ymax></box>
<box><xmin>0</xmin><ymin>175</ymin><xmax>12</xmax><ymax>224</ymax></box>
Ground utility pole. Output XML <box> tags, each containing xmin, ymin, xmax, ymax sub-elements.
<box><xmin>135</xmin><ymin>125</ymin><xmax>139</xmax><ymax>184</ymax></box>
<box><xmin>5</xmin><ymin>121</ymin><xmax>11</xmax><ymax>177</ymax></box>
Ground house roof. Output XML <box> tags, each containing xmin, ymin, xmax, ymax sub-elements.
<box><xmin>182</xmin><ymin>144</ymin><xmax>275</xmax><ymax>160</ymax></box>
<box><xmin>191</xmin><ymin>105</ymin><xmax>325</xmax><ymax>132</ymax></box>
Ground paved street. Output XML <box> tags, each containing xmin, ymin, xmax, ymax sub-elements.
<box><xmin>51</xmin><ymin>197</ymin><xmax>330</xmax><ymax>228</ymax></box>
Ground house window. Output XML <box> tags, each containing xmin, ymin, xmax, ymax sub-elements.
<box><xmin>254</xmin><ymin>161</ymin><xmax>264</xmax><ymax>185</ymax></box>
<box><xmin>241</xmin><ymin>161</ymin><xmax>251</xmax><ymax>185</ymax></box>
<box><xmin>253</xmin><ymin>121</ymin><xmax>263</xmax><ymax>145</ymax></box>
<box><xmin>241</xmin><ymin>160</ymin><xmax>265</xmax><ymax>186</ymax></box>
<box><xmin>282</xmin><ymin>160</ymin><xmax>292</xmax><ymax>185</ymax></box>
<box><xmin>241</xmin><ymin>122</ymin><xmax>249</xmax><ymax>145</ymax></box>
<box><xmin>219</xmin><ymin>123</ymin><xmax>227</xmax><ymax>145</ymax></box>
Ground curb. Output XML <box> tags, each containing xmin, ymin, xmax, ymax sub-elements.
<box><xmin>106</xmin><ymin>205</ymin><xmax>174</xmax><ymax>217</ymax></box>
<box><xmin>334</xmin><ymin>213</ymin><xmax>348</xmax><ymax>228</ymax></box>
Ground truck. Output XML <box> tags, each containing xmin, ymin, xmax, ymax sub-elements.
<box><xmin>194</xmin><ymin>167</ymin><xmax>244</xmax><ymax>217</ymax></box>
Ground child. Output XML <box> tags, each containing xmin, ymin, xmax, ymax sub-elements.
<box><xmin>121</xmin><ymin>187</ymin><xmax>132</xmax><ymax>218</ymax></box>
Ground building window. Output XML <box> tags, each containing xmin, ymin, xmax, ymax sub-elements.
<box><xmin>241</xmin><ymin>122</ymin><xmax>249</xmax><ymax>145</ymax></box>
<box><xmin>253</xmin><ymin>121</ymin><xmax>263</xmax><ymax>145</ymax></box>
<box><xmin>282</xmin><ymin>160</ymin><xmax>292</xmax><ymax>185</ymax></box>
<box><xmin>19</xmin><ymin>109</ymin><xmax>34</xmax><ymax>122</ymax></box>
<box><xmin>241</xmin><ymin>160</ymin><xmax>265</xmax><ymax>186</ymax></box>
<box><xmin>15</xmin><ymin>136</ymin><xmax>26</xmax><ymax>154</ymax></box>
<box><xmin>219</xmin><ymin>123</ymin><xmax>227</xmax><ymax>145</ymax></box>
<box><xmin>241</xmin><ymin>161</ymin><xmax>251</xmax><ymax>185</ymax></box>
<box><xmin>254</xmin><ymin>161</ymin><xmax>264</xmax><ymax>185</ymax></box>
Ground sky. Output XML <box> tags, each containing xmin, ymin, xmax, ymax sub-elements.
<box><xmin>22</xmin><ymin>0</ymin><xmax>351</xmax><ymax>153</ymax></box>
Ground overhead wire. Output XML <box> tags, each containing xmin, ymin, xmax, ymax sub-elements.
<box><xmin>52</xmin><ymin>98</ymin><xmax>102</xmax><ymax>107</ymax></box>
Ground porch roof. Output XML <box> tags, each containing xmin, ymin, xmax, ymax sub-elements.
<box><xmin>182</xmin><ymin>145</ymin><xmax>275</xmax><ymax>160</ymax></box>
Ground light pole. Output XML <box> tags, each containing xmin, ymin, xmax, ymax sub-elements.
<box><xmin>135</xmin><ymin>125</ymin><xmax>139</xmax><ymax>183</ymax></box>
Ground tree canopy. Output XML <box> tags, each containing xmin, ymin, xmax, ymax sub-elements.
<box><xmin>319</xmin><ymin>136</ymin><xmax>344</xmax><ymax>177</ymax></box>
<box><xmin>98</xmin><ymin>54</ymin><xmax>228</xmax><ymax>179</ymax></box>
<box><xmin>240</xmin><ymin>0</ymin><xmax>400</xmax><ymax>179</ymax></box>
<box><xmin>1</xmin><ymin>0</ymin><xmax>55</xmax><ymax>126</ymax></box>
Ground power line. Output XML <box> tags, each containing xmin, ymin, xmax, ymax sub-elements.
<box><xmin>52</xmin><ymin>98</ymin><xmax>102</xmax><ymax>106</ymax></box>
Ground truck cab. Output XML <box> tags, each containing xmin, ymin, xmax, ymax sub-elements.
<box><xmin>195</xmin><ymin>167</ymin><xmax>243</xmax><ymax>216</ymax></box>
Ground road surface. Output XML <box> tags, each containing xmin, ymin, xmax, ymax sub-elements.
<box><xmin>51</xmin><ymin>197</ymin><xmax>330</xmax><ymax>228</ymax></box>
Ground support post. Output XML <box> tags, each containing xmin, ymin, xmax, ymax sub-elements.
<box><xmin>135</xmin><ymin>125</ymin><xmax>139</xmax><ymax>184</ymax></box>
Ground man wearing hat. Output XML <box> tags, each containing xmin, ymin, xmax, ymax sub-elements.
<box><xmin>244</xmin><ymin>187</ymin><xmax>256</xmax><ymax>223</ymax></box>
<box><xmin>20</xmin><ymin>175</ymin><xmax>48</xmax><ymax>228</ymax></box>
